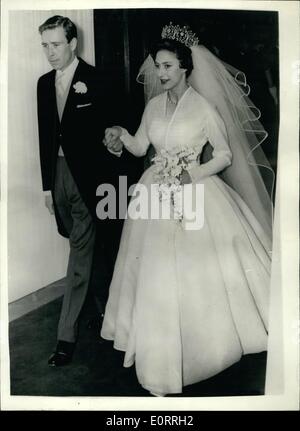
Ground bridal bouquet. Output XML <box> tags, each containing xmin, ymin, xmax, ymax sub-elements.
<box><xmin>152</xmin><ymin>145</ymin><xmax>200</xmax><ymax>220</ymax></box>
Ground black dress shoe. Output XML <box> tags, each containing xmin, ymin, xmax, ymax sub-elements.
<box><xmin>48</xmin><ymin>340</ymin><xmax>75</xmax><ymax>367</ymax></box>
<box><xmin>48</xmin><ymin>351</ymin><xmax>72</xmax><ymax>367</ymax></box>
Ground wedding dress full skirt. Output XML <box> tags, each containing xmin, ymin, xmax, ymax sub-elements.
<box><xmin>101</xmin><ymin>166</ymin><xmax>271</xmax><ymax>395</ymax></box>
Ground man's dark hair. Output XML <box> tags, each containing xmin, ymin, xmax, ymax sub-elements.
<box><xmin>150</xmin><ymin>38</ymin><xmax>193</xmax><ymax>78</ymax></box>
<box><xmin>38</xmin><ymin>15</ymin><xmax>77</xmax><ymax>43</ymax></box>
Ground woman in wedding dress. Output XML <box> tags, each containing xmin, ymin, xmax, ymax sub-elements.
<box><xmin>101</xmin><ymin>24</ymin><xmax>274</xmax><ymax>397</ymax></box>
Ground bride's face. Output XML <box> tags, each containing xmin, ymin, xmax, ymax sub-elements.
<box><xmin>155</xmin><ymin>50</ymin><xmax>187</xmax><ymax>91</ymax></box>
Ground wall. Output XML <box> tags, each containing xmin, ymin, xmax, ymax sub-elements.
<box><xmin>7</xmin><ymin>9</ymin><xmax>95</xmax><ymax>303</ymax></box>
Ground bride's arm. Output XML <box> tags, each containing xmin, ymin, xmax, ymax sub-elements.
<box><xmin>105</xmin><ymin>102</ymin><xmax>152</xmax><ymax>157</ymax></box>
<box><xmin>188</xmin><ymin>105</ymin><xmax>232</xmax><ymax>182</ymax></box>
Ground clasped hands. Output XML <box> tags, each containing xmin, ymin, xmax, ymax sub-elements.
<box><xmin>102</xmin><ymin>126</ymin><xmax>191</xmax><ymax>184</ymax></box>
<box><xmin>103</xmin><ymin>126</ymin><xmax>124</xmax><ymax>153</ymax></box>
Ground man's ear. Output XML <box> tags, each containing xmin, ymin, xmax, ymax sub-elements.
<box><xmin>70</xmin><ymin>37</ymin><xmax>77</xmax><ymax>52</ymax></box>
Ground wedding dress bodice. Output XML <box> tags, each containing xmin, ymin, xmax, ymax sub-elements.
<box><xmin>120</xmin><ymin>86</ymin><xmax>232</xmax><ymax>181</ymax></box>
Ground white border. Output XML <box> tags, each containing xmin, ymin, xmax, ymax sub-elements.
<box><xmin>1</xmin><ymin>0</ymin><xmax>299</xmax><ymax>411</ymax></box>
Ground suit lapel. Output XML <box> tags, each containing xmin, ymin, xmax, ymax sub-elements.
<box><xmin>47</xmin><ymin>70</ymin><xmax>58</xmax><ymax>120</ymax></box>
<box><xmin>44</xmin><ymin>70</ymin><xmax>60</xmax><ymax>165</ymax></box>
<box><xmin>60</xmin><ymin>59</ymin><xmax>84</xmax><ymax>125</ymax></box>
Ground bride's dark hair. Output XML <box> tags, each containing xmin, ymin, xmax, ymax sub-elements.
<box><xmin>150</xmin><ymin>39</ymin><xmax>193</xmax><ymax>77</ymax></box>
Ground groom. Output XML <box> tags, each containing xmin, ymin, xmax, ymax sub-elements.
<box><xmin>37</xmin><ymin>15</ymin><xmax>123</xmax><ymax>366</ymax></box>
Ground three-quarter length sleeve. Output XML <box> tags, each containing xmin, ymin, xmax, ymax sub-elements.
<box><xmin>119</xmin><ymin>101</ymin><xmax>152</xmax><ymax>157</ymax></box>
<box><xmin>188</xmin><ymin>103</ymin><xmax>232</xmax><ymax>183</ymax></box>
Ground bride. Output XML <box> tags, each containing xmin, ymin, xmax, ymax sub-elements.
<box><xmin>100</xmin><ymin>23</ymin><xmax>274</xmax><ymax>397</ymax></box>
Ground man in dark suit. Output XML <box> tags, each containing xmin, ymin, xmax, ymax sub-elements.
<box><xmin>37</xmin><ymin>15</ymin><xmax>122</xmax><ymax>366</ymax></box>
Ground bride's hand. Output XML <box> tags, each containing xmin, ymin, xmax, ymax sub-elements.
<box><xmin>180</xmin><ymin>170</ymin><xmax>192</xmax><ymax>185</ymax></box>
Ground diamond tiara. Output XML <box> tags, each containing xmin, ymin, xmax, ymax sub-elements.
<box><xmin>161</xmin><ymin>22</ymin><xmax>199</xmax><ymax>48</ymax></box>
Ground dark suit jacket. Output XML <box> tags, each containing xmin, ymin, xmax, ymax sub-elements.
<box><xmin>37</xmin><ymin>58</ymin><xmax>125</xmax><ymax>238</ymax></box>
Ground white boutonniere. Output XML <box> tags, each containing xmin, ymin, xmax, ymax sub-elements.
<box><xmin>73</xmin><ymin>81</ymin><xmax>88</xmax><ymax>94</ymax></box>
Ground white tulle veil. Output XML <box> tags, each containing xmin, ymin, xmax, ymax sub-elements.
<box><xmin>137</xmin><ymin>43</ymin><xmax>275</xmax><ymax>243</ymax></box>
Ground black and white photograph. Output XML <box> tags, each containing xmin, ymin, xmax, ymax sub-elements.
<box><xmin>0</xmin><ymin>0</ymin><xmax>299</xmax><ymax>411</ymax></box>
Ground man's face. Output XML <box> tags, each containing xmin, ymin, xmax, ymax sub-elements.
<box><xmin>41</xmin><ymin>26</ymin><xmax>77</xmax><ymax>71</ymax></box>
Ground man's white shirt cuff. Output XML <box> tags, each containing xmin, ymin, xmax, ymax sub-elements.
<box><xmin>107</xmin><ymin>148</ymin><xmax>123</xmax><ymax>157</ymax></box>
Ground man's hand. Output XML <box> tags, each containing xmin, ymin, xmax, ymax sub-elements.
<box><xmin>103</xmin><ymin>126</ymin><xmax>122</xmax><ymax>145</ymax></box>
<box><xmin>103</xmin><ymin>126</ymin><xmax>123</xmax><ymax>153</ymax></box>
<box><xmin>107</xmin><ymin>137</ymin><xmax>124</xmax><ymax>153</ymax></box>
<box><xmin>45</xmin><ymin>194</ymin><xmax>54</xmax><ymax>215</ymax></box>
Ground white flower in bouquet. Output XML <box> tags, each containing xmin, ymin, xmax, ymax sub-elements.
<box><xmin>152</xmin><ymin>145</ymin><xmax>200</xmax><ymax>221</ymax></box>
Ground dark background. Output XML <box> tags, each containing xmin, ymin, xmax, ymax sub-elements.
<box><xmin>93</xmin><ymin>8</ymin><xmax>279</xmax><ymax>172</ymax></box>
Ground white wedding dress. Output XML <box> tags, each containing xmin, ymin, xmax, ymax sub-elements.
<box><xmin>101</xmin><ymin>87</ymin><xmax>271</xmax><ymax>396</ymax></box>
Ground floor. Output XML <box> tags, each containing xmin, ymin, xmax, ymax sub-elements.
<box><xmin>9</xmin><ymin>295</ymin><xmax>267</xmax><ymax>397</ymax></box>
